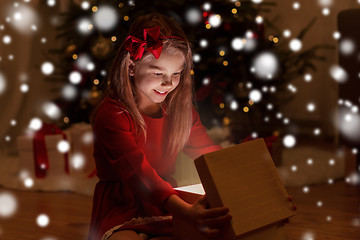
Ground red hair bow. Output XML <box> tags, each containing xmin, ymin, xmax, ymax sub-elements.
<box><xmin>125</xmin><ymin>26</ymin><xmax>163</xmax><ymax>60</ymax></box>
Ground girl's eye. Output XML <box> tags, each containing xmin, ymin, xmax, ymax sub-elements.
<box><xmin>173</xmin><ymin>72</ymin><xmax>181</xmax><ymax>76</ymax></box>
<box><xmin>154</xmin><ymin>73</ymin><xmax>163</xmax><ymax>76</ymax></box>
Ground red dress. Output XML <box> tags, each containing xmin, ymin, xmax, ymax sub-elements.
<box><xmin>88</xmin><ymin>97</ymin><xmax>221</xmax><ymax>240</ymax></box>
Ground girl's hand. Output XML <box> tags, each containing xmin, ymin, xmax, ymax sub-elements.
<box><xmin>180</xmin><ymin>195</ymin><xmax>232</xmax><ymax>238</ymax></box>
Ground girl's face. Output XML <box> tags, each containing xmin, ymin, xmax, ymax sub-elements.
<box><xmin>131</xmin><ymin>48</ymin><xmax>185</xmax><ymax>111</ymax></box>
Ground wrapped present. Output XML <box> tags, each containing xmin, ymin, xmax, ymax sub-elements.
<box><xmin>66</xmin><ymin>122</ymin><xmax>96</xmax><ymax>176</ymax></box>
<box><xmin>17</xmin><ymin>123</ymin><xmax>70</xmax><ymax>179</ymax></box>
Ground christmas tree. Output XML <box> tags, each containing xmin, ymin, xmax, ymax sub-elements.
<box><xmin>47</xmin><ymin>0</ymin><xmax>331</xmax><ymax>143</ymax></box>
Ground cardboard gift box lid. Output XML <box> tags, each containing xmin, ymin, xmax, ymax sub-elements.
<box><xmin>194</xmin><ymin>138</ymin><xmax>295</xmax><ymax>238</ymax></box>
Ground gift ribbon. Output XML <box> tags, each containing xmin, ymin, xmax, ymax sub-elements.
<box><xmin>124</xmin><ymin>26</ymin><xmax>184</xmax><ymax>60</ymax></box>
<box><xmin>33</xmin><ymin>123</ymin><xmax>69</xmax><ymax>178</ymax></box>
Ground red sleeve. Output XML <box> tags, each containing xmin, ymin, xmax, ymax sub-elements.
<box><xmin>182</xmin><ymin>106</ymin><xmax>222</xmax><ymax>160</ymax></box>
<box><xmin>93</xmin><ymin>101</ymin><xmax>178</xmax><ymax>208</ymax></box>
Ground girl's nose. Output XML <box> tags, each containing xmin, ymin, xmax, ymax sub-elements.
<box><xmin>161</xmin><ymin>76</ymin><xmax>173</xmax><ymax>86</ymax></box>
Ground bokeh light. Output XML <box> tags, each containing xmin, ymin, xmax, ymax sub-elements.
<box><xmin>249</xmin><ymin>89</ymin><xmax>262</xmax><ymax>102</ymax></box>
<box><xmin>185</xmin><ymin>8</ymin><xmax>202</xmax><ymax>25</ymax></box>
<box><xmin>283</xmin><ymin>134</ymin><xmax>296</xmax><ymax>148</ymax></box>
<box><xmin>41</xmin><ymin>62</ymin><xmax>55</xmax><ymax>75</ymax></box>
<box><xmin>29</xmin><ymin>118</ymin><xmax>43</xmax><ymax>131</ymax></box>
<box><xmin>208</xmin><ymin>14</ymin><xmax>221</xmax><ymax>28</ymax></box>
<box><xmin>43</xmin><ymin>102</ymin><xmax>61</xmax><ymax>120</ymax></box>
<box><xmin>339</xmin><ymin>38</ymin><xmax>356</xmax><ymax>56</ymax></box>
<box><xmin>289</xmin><ymin>39</ymin><xmax>302</xmax><ymax>51</ymax></box>
<box><xmin>330</xmin><ymin>65</ymin><xmax>348</xmax><ymax>83</ymax></box>
<box><xmin>69</xmin><ymin>71</ymin><xmax>82</xmax><ymax>84</ymax></box>
<box><xmin>71</xmin><ymin>153</ymin><xmax>85</xmax><ymax>170</ymax></box>
<box><xmin>57</xmin><ymin>140</ymin><xmax>70</xmax><ymax>153</ymax></box>
<box><xmin>0</xmin><ymin>192</ymin><xmax>17</xmax><ymax>218</ymax></box>
<box><xmin>62</xmin><ymin>84</ymin><xmax>77</xmax><ymax>101</ymax></box>
<box><xmin>36</xmin><ymin>214</ymin><xmax>50</xmax><ymax>227</ymax></box>
<box><xmin>252</xmin><ymin>52</ymin><xmax>279</xmax><ymax>79</ymax></box>
<box><xmin>92</xmin><ymin>5</ymin><xmax>118</xmax><ymax>31</ymax></box>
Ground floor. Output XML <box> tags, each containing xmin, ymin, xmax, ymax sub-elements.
<box><xmin>0</xmin><ymin>180</ymin><xmax>359</xmax><ymax>240</ymax></box>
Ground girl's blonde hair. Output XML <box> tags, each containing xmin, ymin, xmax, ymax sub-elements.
<box><xmin>90</xmin><ymin>13</ymin><xmax>194</xmax><ymax>156</ymax></box>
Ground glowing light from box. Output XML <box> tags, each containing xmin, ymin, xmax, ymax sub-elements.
<box><xmin>24</xmin><ymin>177</ymin><xmax>34</xmax><ymax>188</ymax></box>
<box><xmin>209</xmin><ymin>14</ymin><xmax>221</xmax><ymax>28</ymax></box>
<box><xmin>62</xmin><ymin>84</ymin><xmax>77</xmax><ymax>101</ymax></box>
<box><xmin>0</xmin><ymin>192</ymin><xmax>17</xmax><ymax>218</ymax></box>
<box><xmin>289</xmin><ymin>39</ymin><xmax>302</xmax><ymax>51</ymax></box>
<box><xmin>78</xmin><ymin>18</ymin><xmax>93</xmax><ymax>34</ymax></box>
<box><xmin>283</xmin><ymin>134</ymin><xmax>296</xmax><ymax>148</ymax></box>
<box><xmin>307</xmin><ymin>103</ymin><xmax>316</xmax><ymax>112</ymax></box>
<box><xmin>339</xmin><ymin>38</ymin><xmax>356</xmax><ymax>56</ymax></box>
<box><xmin>199</xmin><ymin>39</ymin><xmax>208</xmax><ymax>48</ymax></box>
<box><xmin>0</xmin><ymin>72</ymin><xmax>6</xmax><ymax>95</ymax></box>
<box><xmin>293</xmin><ymin>2</ymin><xmax>300</xmax><ymax>10</ymax></box>
<box><xmin>333</xmin><ymin>31</ymin><xmax>341</xmax><ymax>40</ymax></box>
<box><xmin>57</xmin><ymin>140</ymin><xmax>70</xmax><ymax>153</ymax></box>
<box><xmin>47</xmin><ymin>0</ymin><xmax>56</xmax><ymax>7</ymax></box>
<box><xmin>36</xmin><ymin>214</ymin><xmax>50</xmax><ymax>227</ymax></box>
<box><xmin>2</xmin><ymin>35</ymin><xmax>11</xmax><ymax>44</ymax></box>
<box><xmin>307</xmin><ymin>158</ymin><xmax>313</xmax><ymax>165</ymax></box>
<box><xmin>185</xmin><ymin>8</ymin><xmax>202</xmax><ymax>25</ymax></box>
<box><xmin>302</xmin><ymin>186</ymin><xmax>309</xmax><ymax>193</ymax></box>
<box><xmin>71</xmin><ymin>153</ymin><xmax>85</xmax><ymax>170</ymax></box>
<box><xmin>193</xmin><ymin>54</ymin><xmax>201</xmax><ymax>63</ymax></box>
<box><xmin>29</xmin><ymin>118</ymin><xmax>43</xmax><ymax>131</ymax></box>
<box><xmin>252</xmin><ymin>52</ymin><xmax>279</xmax><ymax>79</ymax></box>
<box><xmin>43</xmin><ymin>102</ymin><xmax>61</xmax><ymax>120</ymax></box>
<box><xmin>69</xmin><ymin>71</ymin><xmax>82</xmax><ymax>84</ymax></box>
<box><xmin>41</xmin><ymin>62</ymin><xmax>54</xmax><ymax>75</ymax></box>
<box><xmin>249</xmin><ymin>89</ymin><xmax>262</xmax><ymax>102</ymax></box>
<box><xmin>92</xmin><ymin>5</ymin><xmax>118</xmax><ymax>31</ymax></box>
<box><xmin>330</xmin><ymin>65</ymin><xmax>348</xmax><ymax>83</ymax></box>
<box><xmin>81</xmin><ymin>1</ymin><xmax>90</xmax><ymax>10</ymax></box>
<box><xmin>317</xmin><ymin>201</ymin><xmax>323</xmax><ymax>207</ymax></box>
<box><xmin>304</xmin><ymin>73</ymin><xmax>312</xmax><ymax>82</ymax></box>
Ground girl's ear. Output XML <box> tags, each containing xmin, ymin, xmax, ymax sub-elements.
<box><xmin>128</xmin><ymin>59</ymin><xmax>135</xmax><ymax>76</ymax></box>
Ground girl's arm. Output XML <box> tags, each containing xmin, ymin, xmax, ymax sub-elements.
<box><xmin>182</xmin><ymin>106</ymin><xmax>222</xmax><ymax>160</ymax></box>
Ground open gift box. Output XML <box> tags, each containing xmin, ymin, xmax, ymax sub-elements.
<box><xmin>174</xmin><ymin>138</ymin><xmax>295</xmax><ymax>240</ymax></box>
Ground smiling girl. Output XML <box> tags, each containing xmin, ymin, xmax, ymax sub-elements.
<box><xmin>88</xmin><ymin>13</ymin><xmax>231</xmax><ymax>240</ymax></box>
